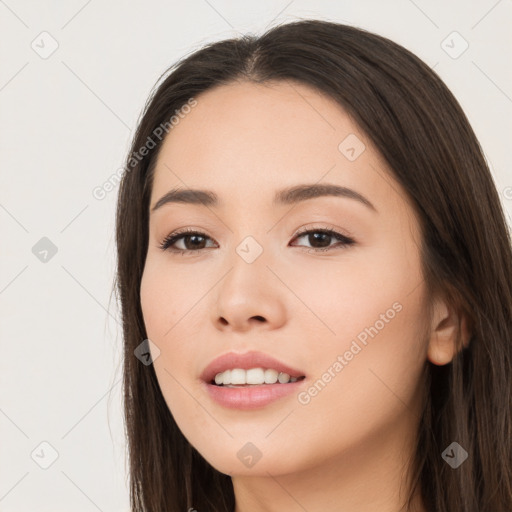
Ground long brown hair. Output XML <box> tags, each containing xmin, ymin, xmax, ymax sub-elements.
<box><xmin>114</xmin><ymin>19</ymin><xmax>512</xmax><ymax>511</ymax></box>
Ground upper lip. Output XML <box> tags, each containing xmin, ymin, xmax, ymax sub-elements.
<box><xmin>200</xmin><ymin>350</ymin><xmax>306</xmax><ymax>384</ymax></box>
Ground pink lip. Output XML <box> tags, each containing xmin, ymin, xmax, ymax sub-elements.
<box><xmin>202</xmin><ymin>379</ymin><xmax>306</xmax><ymax>410</ymax></box>
<box><xmin>200</xmin><ymin>350</ymin><xmax>306</xmax><ymax>384</ymax></box>
<box><xmin>200</xmin><ymin>350</ymin><xmax>307</xmax><ymax>410</ymax></box>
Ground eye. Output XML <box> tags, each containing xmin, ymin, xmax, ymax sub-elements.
<box><xmin>158</xmin><ymin>225</ymin><xmax>356</xmax><ymax>255</ymax></box>
<box><xmin>291</xmin><ymin>225</ymin><xmax>356</xmax><ymax>253</ymax></box>
<box><xmin>158</xmin><ymin>228</ymin><xmax>216</xmax><ymax>255</ymax></box>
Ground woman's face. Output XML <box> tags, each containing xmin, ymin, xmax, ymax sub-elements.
<box><xmin>140</xmin><ymin>80</ymin><xmax>431</xmax><ymax>478</ymax></box>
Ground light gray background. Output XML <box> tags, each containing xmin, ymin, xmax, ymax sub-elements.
<box><xmin>1</xmin><ymin>1</ymin><xmax>511</xmax><ymax>510</ymax></box>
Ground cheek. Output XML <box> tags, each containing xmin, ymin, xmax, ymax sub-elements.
<box><xmin>299</xmin><ymin>265</ymin><xmax>429</xmax><ymax>431</ymax></box>
<box><xmin>289</xmin><ymin>241</ymin><xmax>428</xmax><ymax>414</ymax></box>
<box><xmin>139</xmin><ymin>260</ymin><xmax>204</xmax><ymax>414</ymax></box>
<box><xmin>140</xmin><ymin>259</ymin><xmax>184</xmax><ymax>337</ymax></box>
<box><xmin>140</xmin><ymin>263</ymin><xmax>161</xmax><ymax>333</ymax></box>
<box><xmin>278</xmin><ymin>239</ymin><xmax>424</xmax><ymax>346</ymax></box>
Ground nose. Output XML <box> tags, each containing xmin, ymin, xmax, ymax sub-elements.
<box><xmin>212</xmin><ymin>254</ymin><xmax>287</xmax><ymax>333</ymax></box>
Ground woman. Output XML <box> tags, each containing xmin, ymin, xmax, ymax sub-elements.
<box><xmin>114</xmin><ymin>19</ymin><xmax>512</xmax><ymax>512</ymax></box>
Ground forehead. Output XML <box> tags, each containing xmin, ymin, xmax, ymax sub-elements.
<box><xmin>149</xmin><ymin>80</ymin><xmax>405</xmax><ymax>216</ymax></box>
<box><xmin>155</xmin><ymin>80</ymin><xmax>356</xmax><ymax>167</ymax></box>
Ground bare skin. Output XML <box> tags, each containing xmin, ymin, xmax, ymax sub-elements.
<box><xmin>140</xmin><ymin>80</ymin><xmax>468</xmax><ymax>512</ymax></box>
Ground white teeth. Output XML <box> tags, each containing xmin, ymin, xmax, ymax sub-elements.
<box><xmin>222</xmin><ymin>370</ymin><xmax>231</xmax><ymax>385</ymax></box>
<box><xmin>213</xmin><ymin>367</ymin><xmax>302</xmax><ymax>386</ymax></box>
<box><xmin>247</xmin><ymin>368</ymin><xmax>265</xmax><ymax>384</ymax></box>
<box><xmin>278</xmin><ymin>372</ymin><xmax>290</xmax><ymax>383</ymax></box>
<box><xmin>230</xmin><ymin>368</ymin><xmax>246</xmax><ymax>385</ymax></box>
<box><xmin>264</xmin><ymin>368</ymin><xmax>278</xmax><ymax>384</ymax></box>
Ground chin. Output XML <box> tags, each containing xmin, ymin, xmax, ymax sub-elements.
<box><xmin>194</xmin><ymin>442</ymin><xmax>308</xmax><ymax>478</ymax></box>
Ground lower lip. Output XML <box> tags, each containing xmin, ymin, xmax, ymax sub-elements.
<box><xmin>202</xmin><ymin>379</ymin><xmax>306</xmax><ymax>410</ymax></box>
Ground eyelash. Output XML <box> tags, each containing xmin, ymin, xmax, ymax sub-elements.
<box><xmin>158</xmin><ymin>225</ymin><xmax>356</xmax><ymax>256</ymax></box>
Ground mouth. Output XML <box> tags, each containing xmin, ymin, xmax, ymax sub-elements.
<box><xmin>209</xmin><ymin>373</ymin><xmax>307</xmax><ymax>387</ymax></box>
<box><xmin>203</xmin><ymin>370</ymin><xmax>307</xmax><ymax>410</ymax></box>
<box><xmin>200</xmin><ymin>350</ymin><xmax>307</xmax><ymax>386</ymax></box>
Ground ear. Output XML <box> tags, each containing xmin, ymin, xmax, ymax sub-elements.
<box><xmin>427</xmin><ymin>297</ymin><xmax>471</xmax><ymax>366</ymax></box>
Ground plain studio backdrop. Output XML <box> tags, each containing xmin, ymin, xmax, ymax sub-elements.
<box><xmin>0</xmin><ymin>1</ymin><xmax>510</xmax><ymax>510</ymax></box>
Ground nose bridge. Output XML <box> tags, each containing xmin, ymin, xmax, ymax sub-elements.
<box><xmin>226</xmin><ymin>229</ymin><xmax>272</xmax><ymax>288</ymax></box>
<box><xmin>225</xmin><ymin>203</ymin><xmax>278</xmax><ymax>264</ymax></box>
<box><xmin>213</xmin><ymin>192</ymin><xmax>287</xmax><ymax>277</ymax></box>
<box><xmin>234</xmin><ymin>231</ymin><xmax>267</xmax><ymax>265</ymax></box>
<box><xmin>211</xmin><ymin>225</ymin><xmax>286</xmax><ymax>329</ymax></box>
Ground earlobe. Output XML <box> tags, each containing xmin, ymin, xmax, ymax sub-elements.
<box><xmin>426</xmin><ymin>299</ymin><xmax>471</xmax><ymax>366</ymax></box>
<box><xmin>427</xmin><ymin>333</ymin><xmax>457</xmax><ymax>366</ymax></box>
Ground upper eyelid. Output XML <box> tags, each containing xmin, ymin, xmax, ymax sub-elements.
<box><xmin>160</xmin><ymin>225</ymin><xmax>354</xmax><ymax>249</ymax></box>
<box><xmin>166</xmin><ymin>225</ymin><xmax>350</xmax><ymax>240</ymax></box>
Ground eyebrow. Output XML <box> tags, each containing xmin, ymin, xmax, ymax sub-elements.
<box><xmin>151</xmin><ymin>183</ymin><xmax>377</xmax><ymax>214</ymax></box>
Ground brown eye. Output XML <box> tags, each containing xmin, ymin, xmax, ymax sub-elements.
<box><xmin>159</xmin><ymin>226</ymin><xmax>355</xmax><ymax>255</ymax></box>
<box><xmin>159</xmin><ymin>229</ymin><xmax>216</xmax><ymax>253</ymax></box>
<box><xmin>292</xmin><ymin>228</ymin><xmax>355</xmax><ymax>252</ymax></box>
